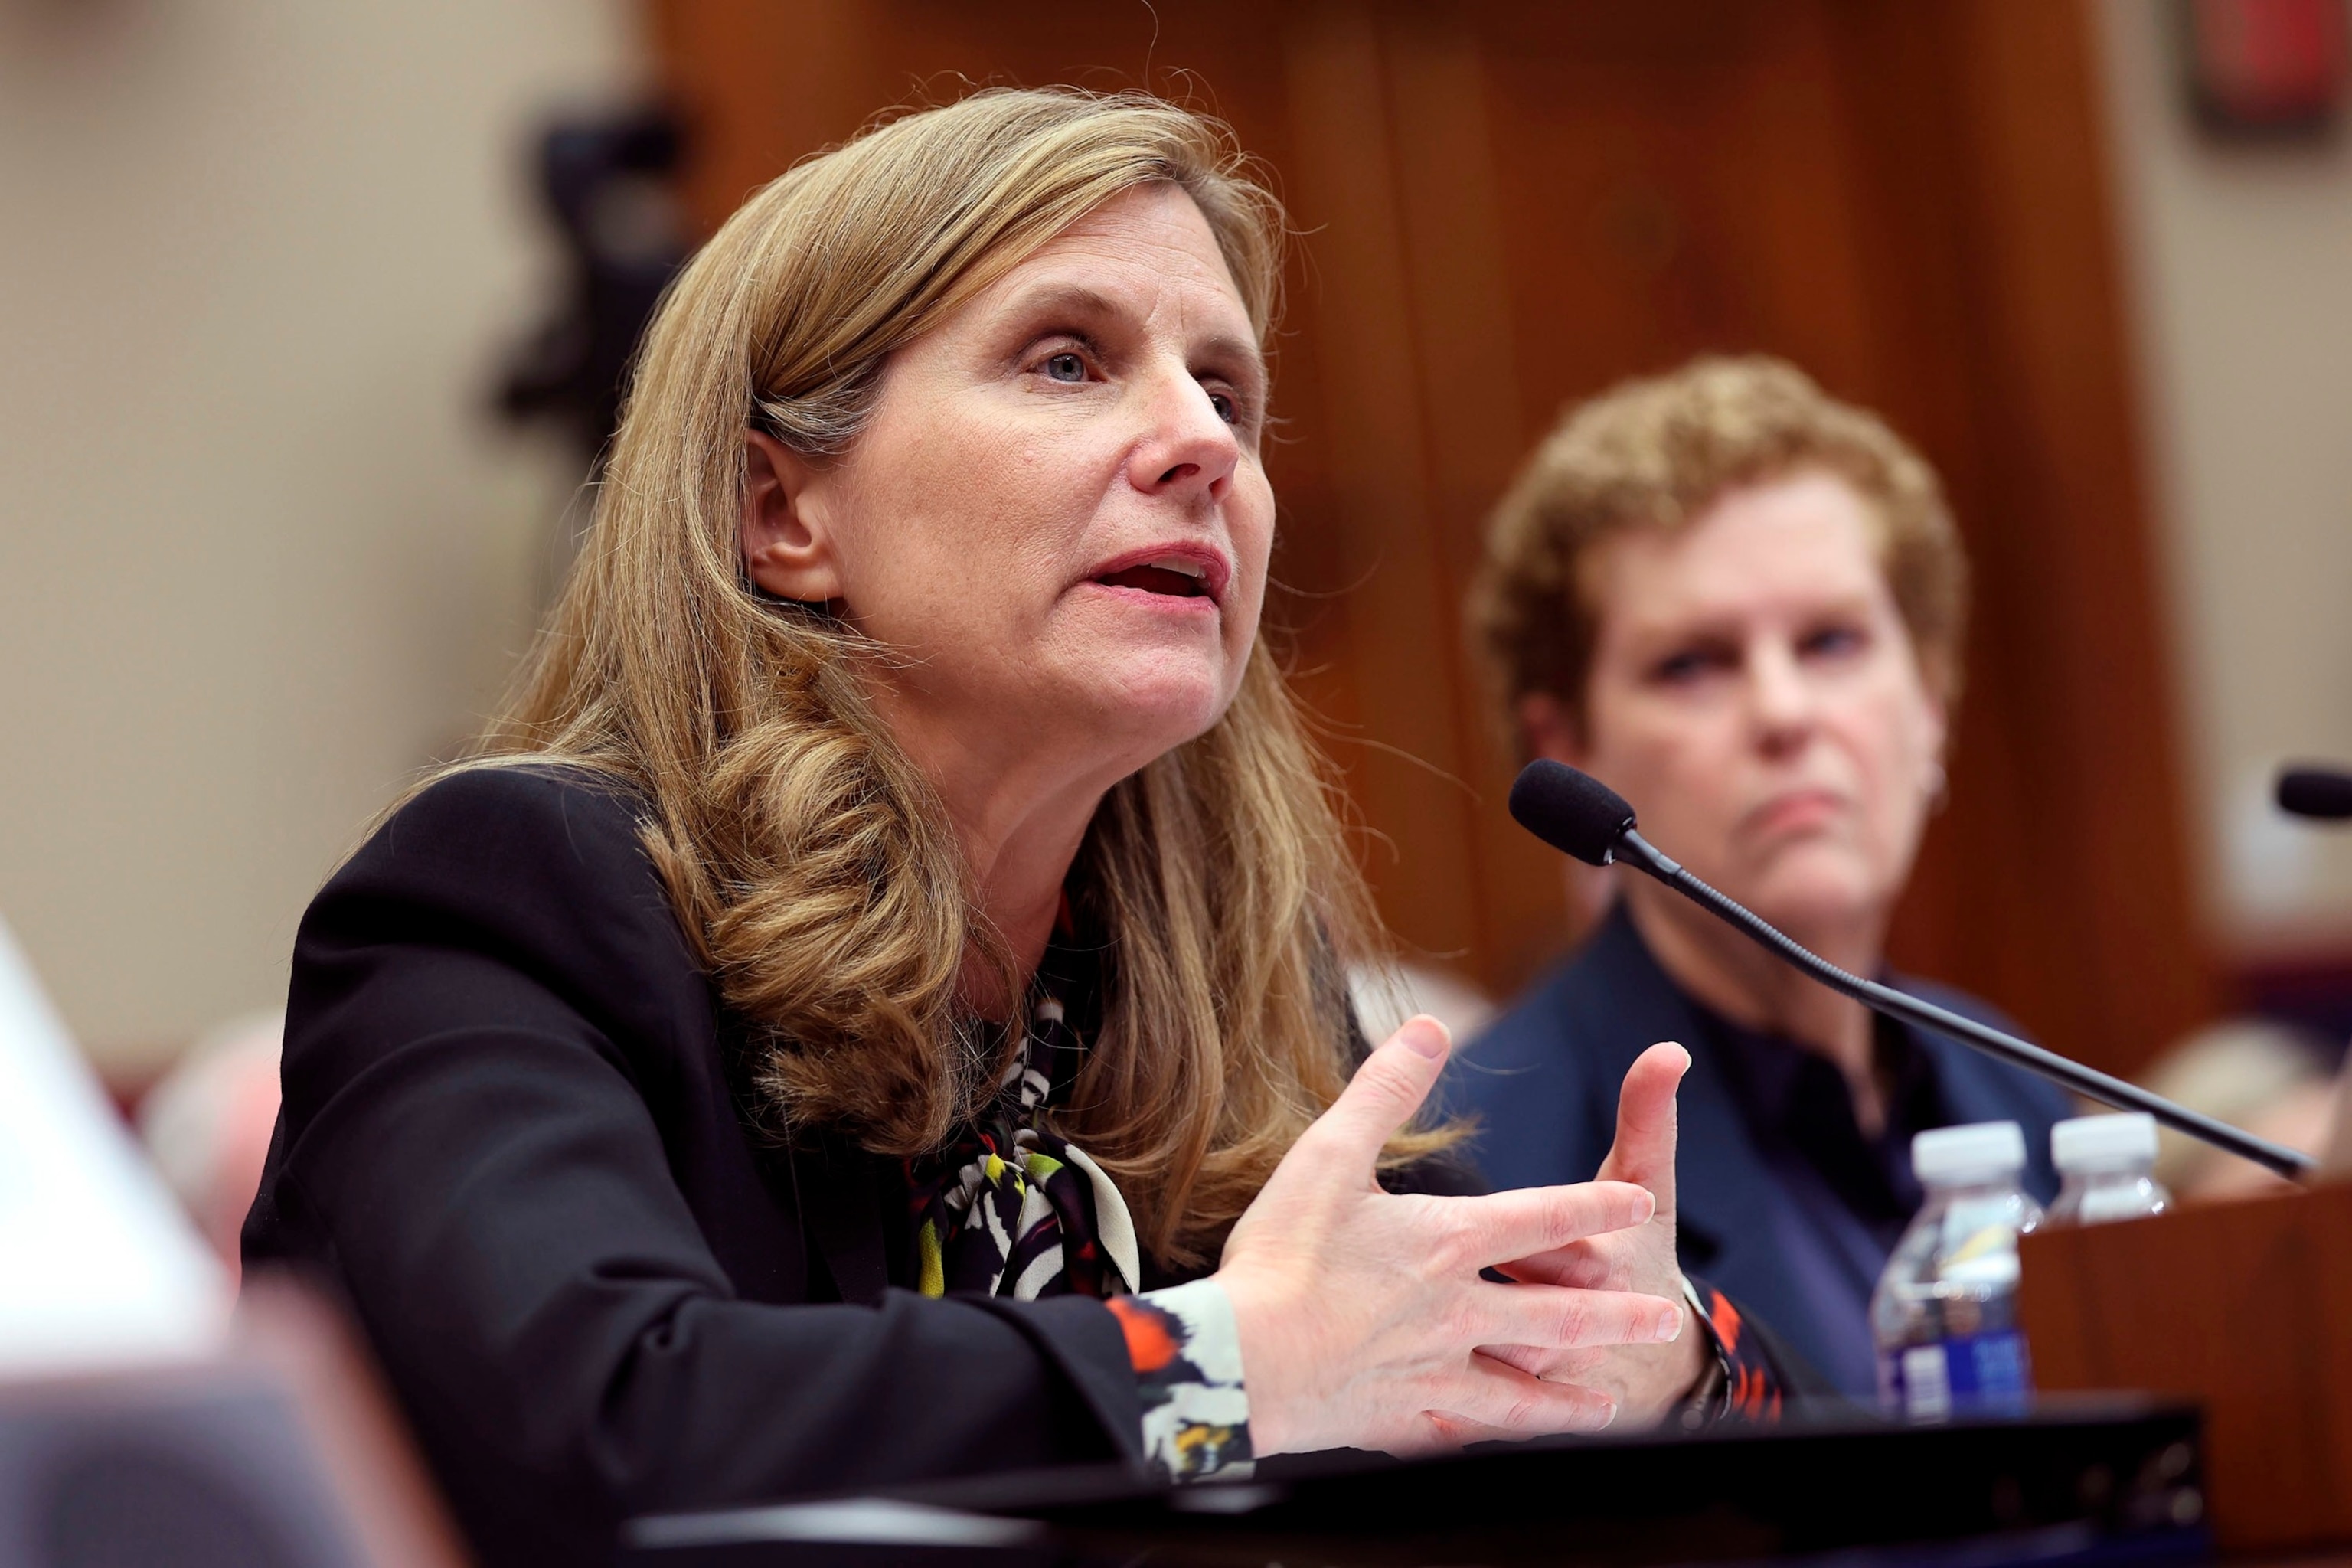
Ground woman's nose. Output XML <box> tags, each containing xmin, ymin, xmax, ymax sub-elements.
<box><xmin>1126</xmin><ymin>367</ymin><xmax>1237</xmax><ymax>501</ymax></box>
<box><xmin>1746</xmin><ymin>642</ymin><xmax>1818</xmax><ymax>746</ymax></box>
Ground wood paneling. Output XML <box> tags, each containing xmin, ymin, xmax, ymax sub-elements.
<box><xmin>2020</xmin><ymin>1185</ymin><xmax>2352</xmax><ymax>1550</ymax></box>
<box><xmin>646</xmin><ymin>0</ymin><xmax>2216</xmax><ymax>1074</ymax></box>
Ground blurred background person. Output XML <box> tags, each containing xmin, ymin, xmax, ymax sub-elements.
<box><xmin>1450</xmin><ymin>357</ymin><xmax>2071</xmax><ymax>1398</ymax></box>
<box><xmin>135</xmin><ymin>1011</ymin><xmax>283</xmax><ymax>1281</ymax></box>
<box><xmin>2136</xmin><ymin>1017</ymin><xmax>2341</xmax><ymax>1201</ymax></box>
<box><xmin>1351</xmin><ymin>961</ymin><xmax>1496</xmax><ymax>1050</ymax></box>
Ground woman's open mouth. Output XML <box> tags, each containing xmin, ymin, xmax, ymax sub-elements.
<box><xmin>1094</xmin><ymin>558</ymin><xmax>1212</xmax><ymax>599</ymax></box>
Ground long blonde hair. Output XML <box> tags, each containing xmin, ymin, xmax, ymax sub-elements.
<box><xmin>467</xmin><ymin>88</ymin><xmax>1439</xmax><ymax>1267</ymax></box>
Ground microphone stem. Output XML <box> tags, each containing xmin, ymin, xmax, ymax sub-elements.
<box><xmin>1615</xmin><ymin>830</ymin><xmax>2318</xmax><ymax>1183</ymax></box>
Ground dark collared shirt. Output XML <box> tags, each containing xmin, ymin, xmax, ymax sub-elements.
<box><xmin>1700</xmin><ymin>1008</ymin><xmax>1949</xmax><ymax>1396</ymax></box>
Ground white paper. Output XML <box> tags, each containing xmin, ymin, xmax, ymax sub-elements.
<box><xmin>0</xmin><ymin>914</ymin><xmax>230</xmax><ymax>1377</ymax></box>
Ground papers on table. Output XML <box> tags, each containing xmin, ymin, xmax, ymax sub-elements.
<box><xmin>0</xmin><ymin>915</ymin><xmax>229</xmax><ymax>1378</ymax></box>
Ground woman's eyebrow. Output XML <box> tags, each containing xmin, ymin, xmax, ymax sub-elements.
<box><xmin>1197</xmin><ymin>330</ymin><xmax>1268</xmax><ymax>390</ymax></box>
<box><xmin>1613</xmin><ymin>612</ymin><xmax>1744</xmax><ymax>653</ymax></box>
<box><xmin>998</xmin><ymin>280</ymin><xmax>1123</xmax><ymax>327</ymax></box>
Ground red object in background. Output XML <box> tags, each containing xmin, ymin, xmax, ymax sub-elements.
<box><xmin>2184</xmin><ymin>0</ymin><xmax>2351</xmax><ymax>132</ymax></box>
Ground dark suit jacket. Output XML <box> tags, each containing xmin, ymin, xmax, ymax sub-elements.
<box><xmin>243</xmin><ymin>766</ymin><xmax>1149</xmax><ymax>1567</ymax></box>
<box><xmin>1447</xmin><ymin>903</ymin><xmax>2071</xmax><ymax>1393</ymax></box>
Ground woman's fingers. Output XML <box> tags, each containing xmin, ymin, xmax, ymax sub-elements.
<box><xmin>1593</xmin><ymin>1040</ymin><xmax>1690</xmax><ymax>1214</ymax></box>
<box><xmin>1447</xmin><ymin>1180</ymin><xmax>1655</xmax><ymax>1269</ymax></box>
<box><xmin>1423</xmin><ymin>1354</ymin><xmax>1622</xmax><ymax>1441</ymax></box>
<box><xmin>1465</xmin><ymin>1279</ymin><xmax>1685</xmax><ymax>1351</ymax></box>
<box><xmin>1475</xmin><ymin>1341</ymin><xmax>1610</xmax><ymax>1387</ymax></box>
<box><xmin>1495</xmin><ymin>1236</ymin><xmax>1628</xmax><ymax>1292</ymax></box>
<box><xmin>1295</xmin><ymin>1014</ymin><xmax>1452</xmax><ymax>1171</ymax></box>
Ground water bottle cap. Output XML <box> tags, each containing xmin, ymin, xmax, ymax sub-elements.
<box><xmin>2052</xmin><ymin>1112</ymin><xmax>2159</xmax><ymax>1171</ymax></box>
<box><xmin>1912</xmin><ymin>1120</ymin><xmax>2027</xmax><ymax>1184</ymax></box>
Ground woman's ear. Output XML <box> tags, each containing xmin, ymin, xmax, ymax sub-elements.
<box><xmin>741</xmin><ymin>428</ymin><xmax>845</xmax><ymax>603</ymax></box>
<box><xmin>1908</xmin><ymin>645</ymin><xmax>1952</xmax><ymax>786</ymax></box>
<box><xmin>1920</xmin><ymin>688</ymin><xmax>1952</xmax><ymax>807</ymax></box>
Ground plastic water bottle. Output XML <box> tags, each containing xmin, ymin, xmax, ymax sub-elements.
<box><xmin>2046</xmin><ymin>1112</ymin><xmax>2170</xmax><ymax>1227</ymax></box>
<box><xmin>1870</xmin><ymin>1121</ymin><xmax>2041</xmax><ymax>1421</ymax></box>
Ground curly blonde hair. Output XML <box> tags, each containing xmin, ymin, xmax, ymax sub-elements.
<box><xmin>443</xmin><ymin>88</ymin><xmax>1443</xmax><ymax>1267</ymax></box>
<box><xmin>1472</xmin><ymin>354</ymin><xmax>1969</xmax><ymax>745</ymax></box>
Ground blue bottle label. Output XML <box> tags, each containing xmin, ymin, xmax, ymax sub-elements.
<box><xmin>1878</xmin><ymin>1331</ymin><xmax>2032</xmax><ymax>1420</ymax></box>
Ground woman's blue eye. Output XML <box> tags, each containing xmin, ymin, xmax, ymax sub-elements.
<box><xmin>1044</xmin><ymin>352</ymin><xmax>1086</xmax><ymax>383</ymax></box>
<box><xmin>1655</xmin><ymin>650</ymin><xmax>1716</xmax><ymax>684</ymax></box>
<box><xmin>1805</xmin><ymin>626</ymin><xmax>1866</xmax><ymax>658</ymax></box>
<box><xmin>1209</xmin><ymin>390</ymin><xmax>1237</xmax><ymax>424</ymax></box>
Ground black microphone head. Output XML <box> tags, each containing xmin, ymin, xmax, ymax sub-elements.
<box><xmin>1509</xmin><ymin>760</ymin><xmax>1638</xmax><ymax>867</ymax></box>
<box><xmin>2278</xmin><ymin>765</ymin><xmax>2352</xmax><ymax>822</ymax></box>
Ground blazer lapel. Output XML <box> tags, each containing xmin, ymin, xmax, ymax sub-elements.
<box><xmin>1668</xmin><ymin>1037</ymin><xmax>1777</xmax><ymax>1282</ymax></box>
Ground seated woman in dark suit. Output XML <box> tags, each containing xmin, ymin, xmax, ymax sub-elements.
<box><xmin>241</xmin><ymin>90</ymin><xmax>1753</xmax><ymax>1566</ymax></box>
<box><xmin>1454</xmin><ymin>357</ymin><xmax>2071</xmax><ymax>1400</ymax></box>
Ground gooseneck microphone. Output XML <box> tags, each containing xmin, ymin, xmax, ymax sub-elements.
<box><xmin>2278</xmin><ymin>764</ymin><xmax>2352</xmax><ymax>822</ymax></box>
<box><xmin>1509</xmin><ymin>760</ymin><xmax>2318</xmax><ymax>1181</ymax></box>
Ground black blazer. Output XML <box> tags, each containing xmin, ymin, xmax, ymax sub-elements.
<box><xmin>243</xmin><ymin>766</ymin><xmax>1149</xmax><ymax>1567</ymax></box>
<box><xmin>1446</xmin><ymin>904</ymin><xmax>2072</xmax><ymax>1391</ymax></box>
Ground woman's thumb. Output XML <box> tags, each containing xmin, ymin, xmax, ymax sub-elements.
<box><xmin>1312</xmin><ymin>1015</ymin><xmax>1451</xmax><ymax>1167</ymax></box>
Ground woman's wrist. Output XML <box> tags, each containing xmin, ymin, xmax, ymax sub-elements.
<box><xmin>1205</xmin><ymin>1266</ymin><xmax>1289</xmax><ymax>1458</ymax></box>
<box><xmin>1671</xmin><ymin>1276</ymin><xmax>1730</xmax><ymax>1428</ymax></box>
<box><xmin>1106</xmin><ymin>1279</ymin><xmax>1255</xmax><ymax>1481</ymax></box>
<box><xmin>1674</xmin><ymin>1276</ymin><xmax>1785</xmax><ymax>1426</ymax></box>
<box><xmin>1674</xmin><ymin>1276</ymin><xmax>1722</xmax><ymax>1402</ymax></box>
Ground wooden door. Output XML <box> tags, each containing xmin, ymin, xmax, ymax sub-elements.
<box><xmin>648</xmin><ymin>0</ymin><xmax>2214</xmax><ymax>1075</ymax></box>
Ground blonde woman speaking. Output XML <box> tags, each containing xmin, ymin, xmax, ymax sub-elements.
<box><xmin>244</xmin><ymin>90</ymin><xmax>1749</xmax><ymax>1566</ymax></box>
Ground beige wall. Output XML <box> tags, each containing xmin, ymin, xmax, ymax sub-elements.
<box><xmin>0</xmin><ymin>2</ymin><xmax>640</xmax><ymax>1070</ymax></box>
<box><xmin>2096</xmin><ymin>0</ymin><xmax>2352</xmax><ymax>957</ymax></box>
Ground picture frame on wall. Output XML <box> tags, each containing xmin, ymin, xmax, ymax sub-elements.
<box><xmin>2177</xmin><ymin>0</ymin><xmax>2350</xmax><ymax>137</ymax></box>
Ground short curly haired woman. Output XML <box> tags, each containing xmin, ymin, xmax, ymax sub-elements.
<box><xmin>242</xmin><ymin>91</ymin><xmax>1743</xmax><ymax>1565</ymax></box>
<box><xmin>1457</xmin><ymin>356</ymin><xmax>2071</xmax><ymax>1400</ymax></box>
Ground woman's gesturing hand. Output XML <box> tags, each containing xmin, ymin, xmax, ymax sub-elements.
<box><xmin>1214</xmin><ymin>1016</ymin><xmax>1688</xmax><ymax>1459</ymax></box>
<box><xmin>1478</xmin><ymin>1041</ymin><xmax>1710</xmax><ymax>1430</ymax></box>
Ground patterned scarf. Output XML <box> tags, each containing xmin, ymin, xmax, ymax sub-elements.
<box><xmin>907</xmin><ymin>989</ymin><xmax>1140</xmax><ymax>1301</ymax></box>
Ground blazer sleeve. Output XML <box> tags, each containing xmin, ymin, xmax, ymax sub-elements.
<box><xmin>243</xmin><ymin>766</ymin><xmax>1142</xmax><ymax>1564</ymax></box>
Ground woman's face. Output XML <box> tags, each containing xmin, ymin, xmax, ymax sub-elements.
<box><xmin>1527</xmin><ymin>471</ymin><xmax>1948</xmax><ymax>941</ymax></box>
<box><xmin>745</xmin><ymin>184</ymin><xmax>1273</xmax><ymax>799</ymax></box>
